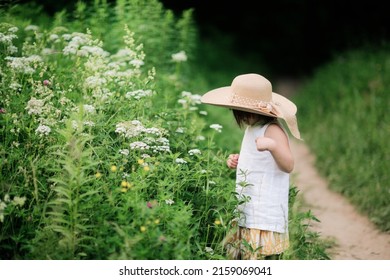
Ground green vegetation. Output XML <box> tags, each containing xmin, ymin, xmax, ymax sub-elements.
<box><xmin>294</xmin><ymin>46</ymin><xmax>390</xmax><ymax>232</ymax></box>
<box><xmin>1</xmin><ymin>0</ymin><xmax>330</xmax><ymax>259</ymax></box>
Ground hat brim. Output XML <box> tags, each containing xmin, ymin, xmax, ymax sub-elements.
<box><xmin>201</xmin><ymin>86</ymin><xmax>301</xmax><ymax>139</ymax></box>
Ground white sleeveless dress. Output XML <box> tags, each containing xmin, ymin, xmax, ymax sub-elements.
<box><xmin>224</xmin><ymin>122</ymin><xmax>290</xmax><ymax>259</ymax></box>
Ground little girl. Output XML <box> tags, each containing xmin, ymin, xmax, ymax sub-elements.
<box><xmin>201</xmin><ymin>73</ymin><xmax>301</xmax><ymax>260</ymax></box>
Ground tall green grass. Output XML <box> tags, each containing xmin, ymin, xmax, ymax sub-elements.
<box><xmin>0</xmin><ymin>0</ymin><xmax>329</xmax><ymax>259</ymax></box>
<box><xmin>294</xmin><ymin>46</ymin><xmax>390</xmax><ymax>232</ymax></box>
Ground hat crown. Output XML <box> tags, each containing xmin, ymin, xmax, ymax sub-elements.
<box><xmin>231</xmin><ymin>74</ymin><xmax>272</xmax><ymax>102</ymax></box>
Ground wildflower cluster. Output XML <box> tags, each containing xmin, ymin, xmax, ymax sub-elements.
<box><xmin>115</xmin><ymin>120</ymin><xmax>170</xmax><ymax>154</ymax></box>
<box><xmin>0</xmin><ymin>23</ymin><xmax>18</xmax><ymax>55</ymax></box>
<box><xmin>210</xmin><ymin>124</ymin><xmax>223</xmax><ymax>132</ymax></box>
<box><xmin>177</xmin><ymin>91</ymin><xmax>202</xmax><ymax>112</ymax></box>
<box><xmin>0</xmin><ymin>194</ymin><xmax>27</xmax><ymax>223</ymax></box>
<box><xmin>171</xmin><ymin>50</ymin><xmax>187</xmax><ymax>63</ymax></box>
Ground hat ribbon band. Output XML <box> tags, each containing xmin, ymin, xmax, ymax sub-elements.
<box><xmin>252</xmin><ymin>101</ymin><xmax>281</xmax><ymax>116</ymax></box>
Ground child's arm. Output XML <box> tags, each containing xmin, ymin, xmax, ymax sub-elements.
<box><xmin>255</xmin><ymin>123</ymin><xmax>294</xmax><ymax>173</ymax></box>
<box><xmin>227</xmin><ymin>154</ymin><xmax>239</xmax><ymax>169</ymax></box>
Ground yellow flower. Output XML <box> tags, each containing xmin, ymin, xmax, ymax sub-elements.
<box><xmin>154</xmin><ymin>219</ymin><xmax>160</xmax><ymax>224</ymax></box>
<box><xmin>110</xmin><ymin>165</ymin><xmax>117</xmax><ymax>172</ymax></box>
<box><xmin>138</xmin><ymin>159</ymin><xmax>144</xmax><ymax>165</ymax></box>
<box><xmin>143</xmin><ymin>165</ymin><xmax>150</xmax><ymax>172</ymax></box>
<box><xmin>214</xmin><ymin>219</ymin><xmax>221</xmax><ymax>225</ymax></box>
<box><xmin>120</xmin><ymin>181</ymin><xmax>133</xmax><ymax>191</ymax></box>
<box><xmin>95</xmin><ymin>172</ymin><xmax>102</xmax><ymax>178</ymax></box>
<box><xmin>140</xmin><ymin>226</ymin><xmax>147</xmax><ymax>232</ymax></box>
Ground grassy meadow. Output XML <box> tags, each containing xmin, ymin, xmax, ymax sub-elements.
<box><xmin>5</xmin><ymin>0</ymin><xmax>387</xmax><ymax>260</ymax></box>
<box><xmin>294</xmin><ymin>46</ymin><xmax>390</xmax><ymax>232</ymax></box>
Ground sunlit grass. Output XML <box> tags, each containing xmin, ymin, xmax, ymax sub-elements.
<box><xmin>294</xmin><ymin>46</ymin><xmax>390</xmax><ymax>232</ymax></box>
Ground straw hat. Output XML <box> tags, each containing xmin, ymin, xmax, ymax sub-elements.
<box><xmin>201</xmin><ymin>73</ymin><xmax>301</xmax><ymax>139</ymax></box>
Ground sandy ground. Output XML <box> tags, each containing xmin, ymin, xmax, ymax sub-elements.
<box><xmin>290</xmin><ymin>139</ymin><xmax>390</xmax><ymax>260</ymax></box>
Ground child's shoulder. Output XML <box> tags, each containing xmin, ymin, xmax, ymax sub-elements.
<box><xmin>265</xmin><ymin>121</ymin><xmax>289</xmax><ymax>139</ymax></box>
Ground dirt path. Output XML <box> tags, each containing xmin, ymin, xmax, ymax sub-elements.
<box><xmin>274</xmin><ymin>79</ymin><xmax>390</xmax><ymax>260</ymax></box>
<box><xmin>290</xmin><ymin>139</ymin><xmax>390</xmax><ymax>260</ymax></box>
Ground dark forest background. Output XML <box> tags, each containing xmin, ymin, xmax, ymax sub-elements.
<box><xmin>5</xmin><ymin>0</ymin><xmax>390</xmax><ymax>77</ymax></box>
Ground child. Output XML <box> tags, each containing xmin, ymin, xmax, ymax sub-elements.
<box><xmin>200</xmin><ymin>73</ymin><xmax>301</xmax><ymax>260</ymax></box>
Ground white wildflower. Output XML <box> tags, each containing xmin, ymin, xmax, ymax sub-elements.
<box><xmin>71</xmin><ymin>120</ymin><xmax>79</xmax><ymax>130</ymax></box>
<box><xmin>26</xmin><ymin>97</ymin><xmax>44</xmax><ymax>115</ymax></box>
<box><xmin>130</xmin><ymin>141</ymin><xmax>149</xmax><ymax>150</ymax></box>
<box><xmin>143</xmin><ymin>127</ymin><xmax>162</xmax><ymax>136</ymax></box>
<box><xmin>12</xmin><ymin>196</ymin><xmax>26</xmax><ymax>207</ymax></box>
<box><xmin>114</xmin><ymin>126</ymin><xmax>126</xmax><ymax>134</ymax></box>
<box><xmin>210</xmin><ymin>124</ymin><xmax>223</xmax><ymax>132</ymax></box>
<box><xmin>165</xmin><ymin>199</ymin><xmax>174</xmax><ymax>205</ymax></box>
<box><xmin>115</xmin><ymin>120</ymin><xmax>145</xmax><ymax>138</ymax></box>
<box><xmin>83</xmin><ymin>104</ymin><xmax>96</xmax><ymax>114</ymax></box>
<box><xmin>0</xmin><ymin>201</ymin><xmax>6</xmax><ymax>223</ymax></box>
<box><xmin>7</xmin><ymin>45</ymin><xmax>17</xmax><ymax>54</ymax></box>
<box><xmin>24</xmin><ymin>25</ymin><xmax>39</xmax><ymax>32</ymax></box>
<box><xmin>8</xmin><ymin>27</ymin><xmax>18</xmax><ymax>33</ymax></box>
<box><xmin>175</xmin><ymin>158</ymin><xmax>187</xmax><ymax>164</ymax></box>
<box><xmin>49</xmin><ymin>34</ymin><xmax>59</xmax><ymax>41</ymax></box>
<box><xmin>130</xmin><ymin>59</ymin><xmax>144</xmax><ymax>67</ymax></box>
<box><xmin>119</xmin><ymin>149</ymin><xmax>130</xmax><ymax>156</ymax></box>
<box><xmin>80</xmin><ymin>45</ymin><xmax>109</xmax><ymax>57</ymax></box>
<box><xmin>205</xmin><ymin>247</ymin><xmax>214</xmax><ymax>254</ymax></box>
<box><xmin>9</xmin><ymin>82</ymin><xmax>21</xmax><ymax>91</ymax></box>
<box><xmin>84</xmin><ymin>76</ymin><xmax>107</xmax><ymax>89</ymax></box>
<box><xmin>112</xmin><ymin>48</ymin><xmax>134</xmax><ymax>60</ymax></box>
<box><xmin>188</xmin><ymin>149</ymin><xmax>201</xmax><ymax>155</ymax></box>
<box><xmin>62</xmin><ymin>34</ymin><xmax>72</xmax><ymax>41</ymax></box>
<box><xmin>181</xmin><ymin>91</ymin><xmax>201</xmax><ymax>105</ymax></box>
<box><xmin>0</xmin><ymin>201</ymin><xmax>6</xmax><ymax>211</ymax></box>
<box><xmin>5</xmin><ymin>55</ymin><xmax>43</xmax><ymax>74</ymax></box>
<box><xmin>0</xmin><ymin>33</ymin><xmax>17</xmax><ymax>44</ymax></box>
<box><xmin>152</xmin><ymin>137</ymin><xmax>170</xmax><ymax>153</ymax></box>
<box><xmin>35</xmin><ymin>124</ymin><xmax>51</xmax><ymax>136</ymax></box>
<box><xmin>125</xmin><ymin>89</ymin><xmax>152</xmax><ymax>100</ymax></box>
<box><xmin>171</xmin><ymin>50</ymin><xmax>187</xmax><ymax>62</ymax></box>
<box><xmin>83</xmin><ymin>120</ymin><xmax>95</xmax><ymax>127</ymax></box>
<box><xmin>41</xmin><ymin>48</ymin><xmax>56</xmax><ymax>55</ymax></box>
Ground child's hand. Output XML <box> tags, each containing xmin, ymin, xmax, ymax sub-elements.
<box><xmin>227</xmin><ymin>154</ymin><xmax>239</xmax><ymax>169</ymax></box>
<box><xmin>255</xmin><ymin>137</ymin><xmax>276</xmax><ymax>152</ymax></box>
